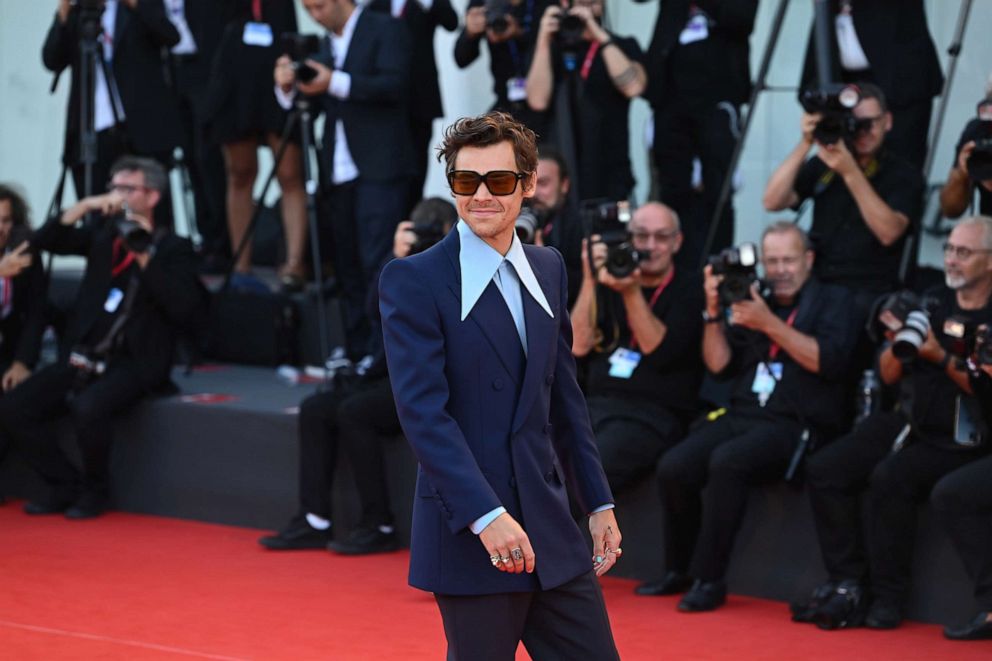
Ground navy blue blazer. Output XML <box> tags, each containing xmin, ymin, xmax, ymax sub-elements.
<box><xmin>379</xmin><ymin>229</ymin><xmax>614</xmax><ymax>596</ymax></box>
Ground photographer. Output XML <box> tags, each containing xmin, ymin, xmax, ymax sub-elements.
<box><xmin>453</xmin><ymin>0</ymin><xmax>551</xmax><ymax>128</ymax></box>
<box><xmin>570</xmin><ymin>202</ymin><xmax>702</xmax><ymax>496</ymax></box>
<box><xmin>931</xmin><ymin>361</ymin><xmax>992</xmax><ymax>641</ymax></box>
<box><xmin>0</xmin><ymin>157</ymin><xmax>203</xmax><ymax>519</ymax></box>
<box><xmin>764</xmin><ymin>84</ymin><xmax>923</xmax><ymax>305</ymax></box>
<box><xmin>528</xmin><ymin>147</ymin><xmax>583</xmax><ymax>305</ymax></box>
<box><xmin>525</xmin><ymin>0</ymin><xmax>646</xmax><ymax>202</ymax></box>
<box><xmin>45</xmin><ymin>0</ymin><xmax>182</xmax><ymax>201</ymax></box>
<box><xmin>0</xmin><ymin>186</ymin><xmax>48</xmax><ymax>392</ymax></box>
<box><xmin>642</xmin><ymin>222</ymin><xmax>858</xmax><ymax>611</ymax></box>
<box><xmin>259</xmin><ymin>198</ymin><xmax>456</xmax><ymax>554</ymax></box>
<box><xmin>797</xmin><ymin>216</ymin><xmax>992</xmax><ymax>631</ymax></box>
<box><xmin>273</xmin><ymin>0</ymin><xmax>413</xmax><ymax>358</ymax></box>
<box><xmin>940</xmin><ymin>92</ymin><xmax>992</xmax><ymax>219</ymax></box>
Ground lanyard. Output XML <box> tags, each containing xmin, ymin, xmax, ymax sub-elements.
<box><xmin>580</xmin><ymin>41</ymin><xmax>601</xmax><ymax>81</ymax></box>
<box><xmin>251</xmin><ymin>0</ymin><xmax>263</xmax><ymax>22</ymax></box>
<box><xmin>767</xmin><ymin>307</ymin><xmax>799</xmax><ymax>361</ymax></box>
<box><xmin>111</xmin><ymin>237</ymin><xmax>136</xmax><ymax>278</ymax></box>
<box><xmin>629</xmin><ymin>267</ymin><xmax>675</xmax><ymax>350</ymax></box>
<box><xmin>505</xmin><ymin>0</ymin><xmax>535</xmax><ymax>75</ymax></box>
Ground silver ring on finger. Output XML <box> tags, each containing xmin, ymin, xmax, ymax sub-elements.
<box><xmin>511</xmin><ymin>548</ymin><xmax>524</xmax><ymax>561</ymax></box>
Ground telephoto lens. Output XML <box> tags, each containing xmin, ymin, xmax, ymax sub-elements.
<box><xmin>891</xmin><ymin>310</ymin><xmax>930</xmax><ymax>362</ymax></box>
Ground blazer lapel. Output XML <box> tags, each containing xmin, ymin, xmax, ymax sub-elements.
<box><xmin>341</xmin><ymin>10</ymin><xmax>367</xmax><ymax>73</ymax></box>
<box><xmin>113</xmin><ymin>2</ymin><xmax>130</xmax><ymax>50</ymax></box>
<box><xmin>511</xmin><ymin>253</ymin><xmax>557</xmax><ymax>433</ymax></box>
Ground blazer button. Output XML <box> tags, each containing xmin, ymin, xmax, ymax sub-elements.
<box><xmin>545</xmin><ymin>374</ymin><xmax>554</xmax><ymax>385</ymax></box>
<box><xmin>493</xmin><ymin>378</ymin><xmax>504</xmax><ymax>391</ymax></box>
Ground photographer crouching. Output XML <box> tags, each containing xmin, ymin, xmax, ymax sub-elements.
<box><xmin>797</xmin><ymin>216</ymin><xmax>992</xmax><ymax>631</ymax></box>
<box><xmin>640</xmin><ymin>222</ymin><xmax>858</xmax><ymax>611</ymax></box>
<box><xmin>0</xmin><ymin>156</ymin><xmax>203</xmax><ymax>519</ymax></box>
<box><xmin>570</xmin><ymin>202</ymin><xmax>703</xmax><ymax>497</ymax></box>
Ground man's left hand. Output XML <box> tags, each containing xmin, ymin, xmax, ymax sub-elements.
<box><xmin>297</xmin><ymin>59</ymin><xmax>333</xmax><ymax>97</ymax></box>
<box><xmin>2</xmin><ymin>361</ymin><xmax>31</xmax><ymax>392</ymax></box>
<box><xmin>589</xmin><ymin>509</ymin><xmax>621</xmax><ymax>577</ymax></box>
<box><xmin>569</xmin><ymin>5</ymin><xmax>608</xmax><ymax>43</ymax></box>
<box><xmin>816</xmin><ymin>139</ymin><xmax>858</xmax><ymax>178</ymax></box>
<box><xmin>729</xmin><ymin>283</ymin><xmax>773</xmax><ymax>331</ymax></box>
<box><xmin>597</xmin><ymin>265</ymin><xmax>640</xmax><ymax>294</ymax></box>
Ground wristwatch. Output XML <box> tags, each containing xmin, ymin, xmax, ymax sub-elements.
<box><xmin>702</xmin><ymin>309</ymin><xmax>722</xmax><ymax>324</ymax></box>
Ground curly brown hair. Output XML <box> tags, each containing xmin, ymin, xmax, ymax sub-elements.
<box><xmin>0</xmin><ymin>184</ymin><xmax>29</xmax><ymax>227</ymax></box>
<box><xmin>436</xmin><ymin>112</ymin><xmax>539</xmax><ymax>177</ymax></box>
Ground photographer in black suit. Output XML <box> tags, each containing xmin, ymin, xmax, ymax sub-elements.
<box><xmin>274</xmin><ymin>0</ymin><xmax>413</xmax><ymax>359</ymax></box>
<box><xmin>0</xmin><ymin>157</ymin><xmax>203</xmax><ymax>520</ymax></box>
<box><xmin>44</xmin><ymin>0</ymin><xmax>182</xmax><ymax>200</ymax></box>
<box><xmin>798</xmin><ymin>216</ymin><xmax>992</xmax><ymax>631</ymax></box>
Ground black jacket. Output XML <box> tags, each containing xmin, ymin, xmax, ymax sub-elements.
<box><xmin>32</xmin><ymin>217</ymin><xmax>204</xmax><ymax>389</ymax></box>
<box><xmin>367</xmin><ymin>0</ymin><xmax>458</xmax><ymax>122</ymax></box>
<box><xmin>0</xmin><ymin>231</ymin><xmax>47</xmax><ymax>370</ymax></box>
<box><xmin>43</xmin><ymin>2</ymin><xmax>182</xmax><ymax>164</ymax></box>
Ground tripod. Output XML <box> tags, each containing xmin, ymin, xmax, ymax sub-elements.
<box><xmin>221</xmin><ymin>92</ymin><xmax>332</xmax><ymax>371</ymax></box>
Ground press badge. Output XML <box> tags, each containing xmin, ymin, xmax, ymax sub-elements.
<box><xmin>751</xmin><ymin>362</ymin><xmax>782</xmax><ymax>407</ymax></box>
<box><xmin>608</xmin><ymin>347</ymin><xmax>641</xmax><ymax>379</ymax></box>
<box><xmin>507</xmin><ymin>77</ymin><xmax>527</xmax><ymax>103</ymax></box>
<box><xmin>678</xmin><ymin>12</ymin><xmax>709</xmax><ymax>45</ymax></box>
<box><xmin>104</xmin><ymin>287</ymin><xmax>124</xmax><ymax>313</ymax></box>
<box><xmin>243</xmin><ymin>22</ymin><xmax>274</xmax><ymax>47</ymax></box>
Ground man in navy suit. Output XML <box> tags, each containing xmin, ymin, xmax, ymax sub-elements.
<box><xmin>379</xmin><ymin>112</ymin><xmax>622</xmax><ymax>660</ymax></box>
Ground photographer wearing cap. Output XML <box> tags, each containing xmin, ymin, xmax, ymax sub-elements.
<box><xmin>525</xmin><ymin>0</ymin><xmax>646</xmax><ymax>202</ymax></box>
<box><xmin>940</xmin><ymin>90</ymin><xmax>992</xmax><ymax>220</ymax></box>
<box><xmin>570</xmin><ymin>202</ymin><xmax>703</xmax><ymax>496</ymax></box>
<box><xmin>259</xmin><ymin>198</ymin><xmax>456</xmax><ymax>555</ymax></box>
<box><xmin>638</xmin><ymin>222</ymin><xmax>858</xmax><ymax>611</ymax></box>
<box><xmin>763</xmin><ymin>83</ymin><xmax>923</xmax><ymax>309</ymax></box>
<box><xmin>796</xmin><ymin>216</ymin><xmax>992</xmax><ymax>631</ymax></box>
<box><xmin>0</xmin><ymin>156</ymin><xmax>203</xmax><ymax>520</ymax></box>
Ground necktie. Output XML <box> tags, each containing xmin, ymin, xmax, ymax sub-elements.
<box><xmin>496</xmin><ymin>260</ymin><xmax>527</xmax><ymax>357</ymax></box>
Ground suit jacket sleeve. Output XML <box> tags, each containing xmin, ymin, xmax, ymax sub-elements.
<box><xmin>379</xmin><ymin>257</ymin><xmax>503</xmax><ymax>533</ymax></box>
<box><xmin>431</xmin><ymin>0</ymin><xmax>459</xmax><ymax>32</ymax></box>
<box><xmin>453</xmin><ymin>0</ymin><xmax>484</xmax><ymax>69</ymax></box>
<box><xmin>348</xmin><ymin>18</ymin><xmax>411</xmax><ymax>104</ymax></box>
<box><xmin>31</xmin><ymin>216</ymin><xmax>94</xmax><ymax>257</ymax></box>
<box><xmin>42</xmin><ymin>12</ymin><xmax>74</xmax><ymax>74</ymax></box>
<box><xmin>547</xmin><ymin>249</ymin><xmax>614</xmax><ymax>514</ymax></box>
<box><xmin>131</xmin><ymin>0</ymin><xmax>181</xmax><ymax>48</ymax></box>
<box><xmin>695</xmin><ymin>0</ymin><xmax>758</xmax><ymax>36</ymax></box>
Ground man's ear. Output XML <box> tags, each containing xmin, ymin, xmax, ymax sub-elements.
<box><xmin>561</xmin><ymin>176</ymin><xmax>571</xmax><ymax>195</ymax></box>
<box><xmin>882</xmin><ymin>111</ymin><xmax>893</xmax><ymax>133</ymax></box>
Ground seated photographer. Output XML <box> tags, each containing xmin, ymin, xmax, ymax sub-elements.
<box><xmin>525</xmin><ymin>0</ymin><xmax>646</xmax><ymax>202</ymax></box>
<box><xmin>0</xmin><ymin>157</ymin><xmax>203</xmax><ymax>519</ymax></box>
<box><xmin>640</xmin><ymin>222</ymin><xmax>858</xmax><ymax>610</ymax></box>
<box><xmin>940</xmin><ymin>93</ymin><xmax>992</xmax><ymax>219</ymax></box>
<box><xmin>0</xmin><ymin>186</ymin><xmax>47</xmax><ymax>393</ymax></box>
<box><xmin>259</xmin><ymin>198</ymin><xmax>456</xmax><ymax>554</ymax></box>
<box><xmin>454</xmin><ymin>0</ymin><xmax>551</xmax><ymax>129</ymax></box>
<box><xmin>763</xmin><ymin>83</ymin><xmax>924</xmax><ymax>311</ymax></box>
<box><xmin>570</xmin><ymin>202</ymin><xmax>702</xmax><ymax>495</ymax></box>
<box><xmin>528</xmin><ymin>147</ymin><xmax>583</xmax><ymax>305</ymax></box>
<box><xmin>931</xmin><ymin>360</ymin><xmax>992</xmax><ymax>641</ymax></box>
<box><xmin>796</xmin><ymin>216</ymin><xmax>992</xmax><ymax>631</ymax></box>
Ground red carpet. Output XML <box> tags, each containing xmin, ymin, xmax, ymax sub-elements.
<box><xmin>1</xmin><ymin>503</ymin><xmax>988</xmax><ymax>660</ymax></box>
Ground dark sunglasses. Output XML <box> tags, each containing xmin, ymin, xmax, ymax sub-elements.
<box><xmin>447</xmin><ymin>170</ymin><xmax>527</xmax><ymax>196</ymax></box>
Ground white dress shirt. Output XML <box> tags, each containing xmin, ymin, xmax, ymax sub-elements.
<box><xmin>94</xmin><ymin>0</ymin><xmax>126</xmax><ymax>132</ymax></box>
<box><xmin>163</xmin><ymin>0</ymin><xmax>198</xmax><ymax>55</ymax></box>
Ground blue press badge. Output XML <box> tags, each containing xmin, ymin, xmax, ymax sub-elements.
<box><xmin>243</xmin><ymin>22</ymin><xmax>274</xmax><ymax>47</ymax></box>
<box><xmin>679</xmin><ymin>13</ymin><xmax>709</xmax><ymax>45</ymax></box>
<box><xmin>608</xmin><ymin>347</ymin><xmax>642</xmax><ymax>379</ymax></box>
<box><xmin>752</xmin><ymin>362</ymin><xmax>783</xmax><ymax>407</ymax></box>
<box><xmin>104</xmin><ymin>287</ymin><xmax>124</xmax><ymax>313</ymax></box>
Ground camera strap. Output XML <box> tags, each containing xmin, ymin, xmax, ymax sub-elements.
<box><xmin>111</xmin><ymin>237</ymin><xmax>136</xmax><ymax>278</ymax></box>
<box><xmin>767</xmin><ymin>307</ymin><xmax>799</xmax><ymax>360</ymax></box>
<box><xmin>580</xmin><ymin>41</ymin><xmax>601</xmax><ymax>81</ymax></box>
<box><xmin>92</xmin><ymin>275</ymin><xmax>141</xmax><ymax>358</ymax></box>
<box><xmin>251</xmin><ymin>0</ymin><xmax>263</xmax><ymax>22</ymax></box>
<box><xmin>629</xmin><ymin>266</ymin><xmax>675</xmax><ymax>351</ymax></box>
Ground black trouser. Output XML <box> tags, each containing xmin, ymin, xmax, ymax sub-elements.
<box><xmin>805</xmin><ymin>411</ymin><xmax>984</xmax><ymax>605</ymax></box>
<box><xmin>298</xmin><ymin>377</ymin><xmax>399</xmax><ymax>524</ymax></box>
<box><xmin>406</xmin><ymin>116</ymin><xmax>433</xmax><ymax>217</ymax></box>
<box><xmin>587</xmin><ymin>396</ymin><xmax>683</xmax><ymax>495</ymax></box>
<box><xmin>931</xmin><ymin>453</ymin><xmax>992</xmax><ymax>611</ymax></box>
<box><xmin>434</xmin><ymin>570</ymin><xmax>619</xmax><ymax>661</ymax></box>
<box><xmin>653</xmin><ymin>96</ymin><xmax>739</xmax><ymax>270</ymax></box>
<box><xmin>657</xmin><ymin>411</ymin><xmax>803</xmax><ymax>581</ymax></box>
<box><xmin>0</xmin><ymin>361</ymin><xmax>148</xmax><ymax>502</ymax></box>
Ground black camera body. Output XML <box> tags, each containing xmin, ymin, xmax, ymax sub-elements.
<box><xmin>281</xmin><ymin>33</ymin><xmax>321</xmax><ymax>84</ymax></box>
<box><xmin>967</xmin><ymin>138</ymin><xmax>992</xmax><ymax>181</ymax></box>
<box><xmin>484</xmin><ymin>0</ymin><xmax>512</xmax><ymax>34</ymax></box>
<box><xmin>408</xmin><ymin>221</ymin><xmax>445</xmax><ymax>255</ymax></box>
<box><xmin>871</xmin><ymin>290</ymin><xmax>939</xmax><ymax>362</ymax></box>
<box><xmin>555</xmin><ymin>3</ymin><xmax>586</xmax><ymax>56</ymax></box>
<box><xmin>800</xmin><ymin>83</ymin><xmax>863</xmax><ymax>145</ymax></box>
<box><xmin>708</xmin><ymin>243</ymin><xmax>760</xmax><ymax>307</ymax></box>
<box><xmin>515</xmin><ymin>205</ymin><xmax>546</xmax><ymax>244</ymax></box>
<box><xmin>583</xmin><ymin>200</ymin><xmax>639</xmax><ymax>279</ymax></box>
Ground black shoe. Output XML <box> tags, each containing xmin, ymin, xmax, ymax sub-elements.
<box><xmin>944</xmin><ymin>612</ymin><xmax>992</xmax><ymax>640</ymax></box>
<box><xmin>65</xmin><ymin>491</ymin><xmax>108</xmax><ymax>519</ymax></box>
<box><xmin>258</xmin><ymin>515</ymin><xmax>332</xmax><ymax>550</ymax></box>
<box><xmin>865</xmin><ymin>598</ymin><xmax>903</xmax><ymax>630</ymax></box>
<box><xmin>677</xmin><ymin>579</ymin><xmax>727</xmax><ymax>612</ymax></box>
<box><xmin>812</xmin><ymin>580</ymin><xmax>867</xmax><ymax>630</ymax></box>
<box><xmin>327</xmin><ymin>527</ymin><xmax>400</xmax><ymax>555</ymax></box>
<box><xmin>635</xmin><ymin>571</ymin><xmax>694</xmax><ymax>596</ymax></box>
<box><xmin>791</xmin><ymin>581</ymin><xmax>837</xmax><ymax>623</ymax></box>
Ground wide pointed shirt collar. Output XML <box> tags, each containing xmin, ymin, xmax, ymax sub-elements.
<box><xmin>456</xmin><ymin>220</ymin><xmax>554</xmax><ymax>321</ymax></box>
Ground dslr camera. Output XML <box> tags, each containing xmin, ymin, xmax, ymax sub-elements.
<box><xmin>484</xmin><ymin>0</ymin><xmax>513</xmax><ymax>34</ymax></box>
<box><xmin>555</xmin><ymin>1</ymin><xmax>587</xmax><ymax>56</ymax></box>
<box><xmin>708</xmin><ymin>243</ymin><xmax>760</xmax><ymax>307</ymax></box>
<box><xmin>407</xmin><ymin>220</ymin><xmax>446</xmax><ymax>255</ymax></box>
<box><xmin>583</xmin><ymin>199</ymin><xmax>638</xmax><ymax>278</ymax></box>
<box><xmin>281</xmin><ymin>33</ymin><xmax>321</xmax><ymax>84</ymax></box>
<box><xmin>800</xmin><ymin>83</ymin><xmax>866</xmax><ymax>146</ymax></box>
<box><xmin>871</xmin><ymin>290</ymin><xmax>938</xmax><ymax>362</ymax></box>
<box><xmin>514</xmin><ymin>204</ymin><xmax>547</xmax><ymax>244</ymax></box>
<box><xmin>967</xmin><ymin>138</ymin><xmax>992</xmax><ymax>181</ymax></box>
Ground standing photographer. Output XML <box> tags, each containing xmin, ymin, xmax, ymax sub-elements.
<box><xmin>641</xmin><ymin>222</ymin><xmax>858</xmax><ymax>611</ymax></box>
<box><xmin>797</xmin><ymin>216</ymin><xmax>992</xmax><ymax>631</ymax></box>
<box><xmin>0</xmin><ymin>157</ymin><xmax>203</xmax><ymax>520</ymax></box>
<box><xmin>763</xmin><ymin>84</ymin><xmax>923</xmax><ymax>310</ymax></box>
<box><xmin>940</xmin><ymin>92</ymin><xmax>992</xmax><ymax>220</ymax></box>
<box><xmin>525</xmin><ymin>0</ymin><xmax>646</xmax><ymax>203</ymax></box>
<box><xmin>570</xmin><ymin>202</ymin><xmax>702</xmax><ymax>496</ymax></box>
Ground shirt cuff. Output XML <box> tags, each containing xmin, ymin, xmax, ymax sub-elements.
<box><xmin>328</xmin><ymin>71</ymin><xmax>351</xmax><ymax>100</ymax></box>
<box><xmin>274</xmin><ymin>85</ymin><xmax>295</xmax><ymax>110</ymax></box>
<box><xmin>591</xmin><ymin>503</ymin><xmax>614</xmax><ymax>514</ymax></box>
<box><xmin>469</xmin><ymin>506</ymin><xmax>506</xmax><ymax>534</ymax></box>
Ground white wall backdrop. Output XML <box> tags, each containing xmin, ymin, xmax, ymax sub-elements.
<box><xmin>1</xmin><ymin>0</ymin><xmax>989</xmax><ymax>266</ymax></box>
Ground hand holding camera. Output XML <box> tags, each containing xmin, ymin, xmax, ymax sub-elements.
<box><xmin>537</xmin><ymin>4</ymin><xmax>562</xmax><ymax>46</ymax></box>
<box><xmin>465</xmin><ymin>6</ymin><xmax>488</xmax><ymax>38</ymax></box>
<box><xmin>815</xmin><ymin>136</ymin><xmax>858</xmax><ymax>178</ymax></box>
<box><xmin>58</xmin><ymin>0</ymin><xmax>72</xmax><ymax>24</ymax></box>
<box><xmin>487</xmin><ymin>13</ymin><xmax>521</xmax><ymax>44</ymax></box>
<box><xmin>728</xmin><ymin>283</ymin><xmax>775</xmax><ymax>332</ymax></box>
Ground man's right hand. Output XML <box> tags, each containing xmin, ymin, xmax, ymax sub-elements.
<box><xmin>61</xmin><ymin>191</ymin><xmax>125</xmax><ymax>226</ymax></box>
<box><xmin>480</xmin><ymin>512</ymin><xmax>536</xmax><ymax>574</ymax></box>
<box><xmin>703</xmin><ymin>264</ymin><xmax>723</xmax><ymax>318</ymax></box>
<box><xmin>57</xmin><ymin>0</ymin><xmax>71</xmax><ymax>24</ymax></box>
<box><xmin>393</xmin><ymin>220</ymin><xmax>415</xmax><ymax>258</ymax></box>
<box><xmin>957</xmin><ymin>140</ymin><xmax>976</xmax><ymax>177</ymax></box>
<box><xmin>0</xmin><ymin>241</ymin><xmax>33</xmax><ymax>278</ymax></box>
<box><xmin>537</xmin><ymin>5</ymin><xmax>562</xmax><ymax>45</ymax></box>
<box><xmin>274</xmin><ymin>55</ymin><xmax>296</xmax><ymax>94</ymax></box>
<box><xmin>800</xmin><ymin>112</ymin><xmax>821</xmax><ymax>146</ymax></box>
<box><xmin>465</xmin><ymin>6</ymin><xmax>487</xmax><ymax>37</ymax></box>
